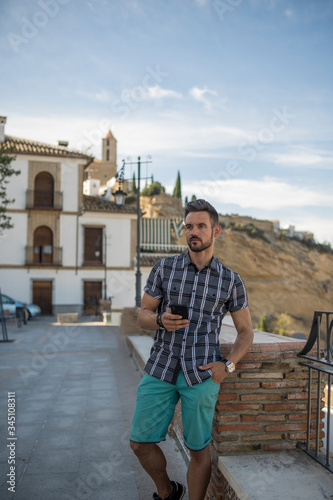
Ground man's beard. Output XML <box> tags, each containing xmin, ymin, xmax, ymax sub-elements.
<box><xmin>187</xmin><ymin>232</ymin><xmax>214</xmax><ymax>253</ymax></box>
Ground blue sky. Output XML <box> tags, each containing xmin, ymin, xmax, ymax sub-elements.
<box><xmin>1</xmin><ymin>0</ymin><xmax>332</xmax><ymax>244</ymax></box>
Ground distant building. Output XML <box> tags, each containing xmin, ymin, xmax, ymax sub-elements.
<box><xmin>0</xmin><ymin>117</ymin><xmax>137</xmax><ymax>324</ymax></box>
<box><xmin>84</xmin><ymin>129</ymin><xmax>117</xmax><ymax>186</ymax></box>
<box><xmin>282</xmin><ymin>225</ymin><xmax>314</xmax><ymax>242</ymax></box>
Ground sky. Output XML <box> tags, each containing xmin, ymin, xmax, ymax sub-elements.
<box><xmin>1</xmin><ymin>0</ymin><xmax>333</xmax><ymax>244</ymax></box>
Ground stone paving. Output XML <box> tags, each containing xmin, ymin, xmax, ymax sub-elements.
<box><xmin>0</xmin><ymin>318</ymin><xmax>188</xmax><ymax>500</ymax></box>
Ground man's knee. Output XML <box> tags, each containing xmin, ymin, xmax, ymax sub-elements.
<box><xmin>130</xmin><ymin>440</ymin><xmax>153</xmax><ymax>457</ymax></box>
<box><xmin>189</xmin><ymin>445</ymin><xmax>211</xmax><ymax>464</ymax></box>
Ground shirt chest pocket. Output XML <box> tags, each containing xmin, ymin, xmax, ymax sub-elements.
<box><xmin>204</xmin><ymin>289</ymin><xmax>230</xmax><ymax>313</ymax></box>
<box><xmin>162</xmin><ymin>279</ymin><xmax>184</xmax><ymax>304</ymax></box>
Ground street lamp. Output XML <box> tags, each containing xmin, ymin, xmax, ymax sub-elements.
<box><xmin>114</xmin><ymin>166</ymin><xmax>127</xmax><ymax>206</ymax></box>
<box><xmin>114</xmin><ymin>188</ymin><xmax>127</xmax><ymax>206</ymax></box>
<box><xmin>116</xmin><ymin>156</ymin><xmax>152</xmax><ymax>308</ymax></box>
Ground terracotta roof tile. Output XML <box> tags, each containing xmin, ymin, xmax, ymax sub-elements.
<box><xmin>83</xmin><ymin>194</ymin><xmax>137</xmax><ymax>214</ymax></box>
<box><xmin>1</xmin><ymin>135</ymin><xmax>93</xmax><ymax>162</ymax></box>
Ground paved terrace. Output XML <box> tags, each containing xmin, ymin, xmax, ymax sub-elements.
<box><xmin>0</xmin><ymin>319</ymin><xmax>189</xmax><ymax>500</ymax></box>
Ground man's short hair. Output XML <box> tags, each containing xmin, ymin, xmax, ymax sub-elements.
<box><xmin>184</xmin><ymin>199</ymin><xmax>219</xmax><ymax>227</ymax></box>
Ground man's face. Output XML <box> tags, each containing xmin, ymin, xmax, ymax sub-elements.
<box><xmin>185</xmin><ymin>211</ymin><xmax>216</xmax><ymax>253</ymax></box>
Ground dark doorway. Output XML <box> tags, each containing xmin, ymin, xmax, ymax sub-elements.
<box><xmin>83</xmin><ymin>281</ymin><xmax>102</xmax><ymax>314</ymax></box>
<box><xmin>33</xmin><ymin>281</ymin><xmax>53</xmax><ymax>315</ymax></box>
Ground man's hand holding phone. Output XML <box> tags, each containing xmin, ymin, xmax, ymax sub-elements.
<box><xmin>161</xmin><ymin>305</ymin><xmax>189</xmax><ymax>332</ymax></box>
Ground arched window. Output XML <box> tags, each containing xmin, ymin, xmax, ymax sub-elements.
<box><xmin>33</xmin><ymin>226</ymin><xmax>53</xmax><ymax>264</ymax></box>
<box><xmin>34</xmin><ymin>172</ymin><xmax>54</xmax><ymax>208</ymax></box>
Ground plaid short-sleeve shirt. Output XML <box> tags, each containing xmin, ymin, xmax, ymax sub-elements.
<box><xmin>143</xmin><ymin>251</ymin><xmax>248</xmax><ymax>386</ymax></box>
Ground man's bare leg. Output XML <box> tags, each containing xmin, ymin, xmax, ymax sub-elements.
<box><xmin>187</xmin><ymin>445</ymin><xmax>211</xmax><ymax>500</ymax></box>
<box><xmin>130</xmin><ymin>441</ymin><xmax>173</xmax><ymax>499</ymax></box>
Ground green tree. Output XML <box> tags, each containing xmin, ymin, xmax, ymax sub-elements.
<box><xmin>191</xmin><ymin>194</ymin><xmax>197</xmax><ymax>201</ymax></box>
<box><xmin>131</xmin><ymin>172</ymin><xmax>137</xmax><ymax>193</ymax></box>
<box><xmin>0</xmin><ymin>147</ymin><xmax>20</xmax><ymax>235</ymax></box>
<box><xmin>258</xmin><ymin>314</ymin><xmax>268</xmax><ymax>332</ymax></box>
<box><xmin>273</xmin><ymin>313</ymin><xmax>292</xmax><ymax>336</ymax></box>
<box><xmin>173</xmin><ymin>170</ymin><xmax>182</xmax><ymax>199</ymax></box>
<box><xmin>184</xmin><ymin>196</ymin><xmax>188</xmax><ymax>205</ymax></box>
<box><xmin>141</xmin><ymin>181</ymin><xmax>165</xmax><ymax>197</ymax></box>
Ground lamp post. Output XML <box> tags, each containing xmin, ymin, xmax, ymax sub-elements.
<box><xmin>135</xmin><ymin>157</ymin><xmax>141</xmax><ymax>308</ymax></box>
<box><xmin>115</xmin><ymin>156</ymin><xmax>152</xmax><ymax>308</ymax></box>
<box><xmin>104</xmin><ymin>231</ymin><xmax>107</xmax><ymax>300</ymax></box>
<box><xmin>94</xmin><ymin>236</ymin><xmax>107</xmax><ymax>300</ymax></box>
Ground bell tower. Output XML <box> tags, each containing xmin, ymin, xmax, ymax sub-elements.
<box><xmin>102</xmin><ymin>130</ymin><xmax>117</xmax><ymax>176</ymax></box>
<box><xmin>84</xmin><ymin>129</ymin><xmax>118</xmax><ymax>189</ymax></box>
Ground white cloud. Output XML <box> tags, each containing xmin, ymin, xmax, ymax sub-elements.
<box><xmin>146</xmin><ymin>85</ymin><xmax>182</xmax><ymax>100</ymax></box>
<box><xmin>189</xmin><ymin>86</ymin><xmax>218</xmax><ymax>111</ymax></box>
<box><xmin>284</xmin><ymin>8</ymin><xmax>293</xmax><ymax>18</ymax></box>
<box><xmin>77</xmin><ymin>89</ymin><xmax>110</xmax><ymax>102</ymax></box>
<box><xmin>182</xmin><ymin>177</ymin><xmax>333</xmax><ymax>211</ymax></box>
<box><xmin>270</xmin><ymin>148</ymin><xmax>333</xmax><ymax>168</ymax></box>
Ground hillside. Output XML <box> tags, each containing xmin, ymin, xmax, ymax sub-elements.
<box><xmin>214</xmin><ymin>229</ymin><xmax>333</xmax><ymax>335</ymax></box>
<box><xmin>139</xmin><ymin>193</ymin><xmax>333</xmax><ymax>337</ymax></box>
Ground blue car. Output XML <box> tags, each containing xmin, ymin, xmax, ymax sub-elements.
<box><xmin>0</xmin><ymin>294</ymin><xmax>41</xmax><ymax>321</ymax></box>
<box><xmin>26</xmin><ymin>303</ymin><xmax>42</xmax><ymax>319</ymax></box>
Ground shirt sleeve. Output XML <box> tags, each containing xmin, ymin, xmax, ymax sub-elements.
<box><xmin>143</xmin><ymin>260</ymin><xmax>163</xmax><ymax>300</ymax></box>
<box><xmin>227</xmin><ymin>272</ymin><xmax>248</xmax><ymax>313</ymax></box>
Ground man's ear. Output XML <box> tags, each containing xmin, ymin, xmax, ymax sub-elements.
<box><xmin>213</xmin><ymin>224</ymin><xmax>222</xmax><ymax>238</ymax></box>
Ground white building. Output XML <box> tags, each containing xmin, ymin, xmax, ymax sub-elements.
<box><xmin>0</xmin><ymin>118</ymin><xmax>137</xmax><ymax>324</ymax></box>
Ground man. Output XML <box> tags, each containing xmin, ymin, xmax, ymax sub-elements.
<box><xmin>130</xmin><ymin>199</ymin><xmax>253</xmax><ymax>500</ymax></box>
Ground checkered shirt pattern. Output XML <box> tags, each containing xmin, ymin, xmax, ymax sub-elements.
<box><xmin>143</xmin><ymin>251</ymin><xmax>248</xmax><ymax>386</ymax></box>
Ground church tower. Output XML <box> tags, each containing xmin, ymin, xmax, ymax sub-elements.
<box><xmin>102</xmin><ymin>130</ymin><xmax>117</xmax><ymax>173</ymax></box>
<box><xmin>84</xmin><ymin>129</ymin><xmax>117</xmax><ymax>186</ymax></box>
<box><xmin>101</xmin><ymin>129</ymin><xmax>117</xmax><ymax>180</ymax></box>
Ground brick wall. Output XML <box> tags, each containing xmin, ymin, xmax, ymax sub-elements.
<box><xmin>206</xmin><ymin>336</ymin><xmax>325</xmax><ymax>500</ymax></box>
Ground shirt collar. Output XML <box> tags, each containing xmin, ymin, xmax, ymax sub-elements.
<box><xmin>182</xmin><ymin>251</ymin><xmax>219</xmax><ymax>272</ymax></box>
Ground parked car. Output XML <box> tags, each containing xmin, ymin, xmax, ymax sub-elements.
<box><xmin>0</xmin><ymin>294</ymin><xmax>41</xmax><ymax>321</ymax></box>
<box><xmin>26</xmin><ymin>303</ymin><xmax>42</xmax><ymax>319</ymax></box>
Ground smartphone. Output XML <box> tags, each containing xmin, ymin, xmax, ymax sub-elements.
<box><xmin>171</xmin><ymin>304</ymin><xmax>188</xmax><ymax>319</ymax></box>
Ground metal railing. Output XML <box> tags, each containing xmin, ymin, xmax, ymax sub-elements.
<box><xmin>297</xmin><ymin>310</ymin><xmax>333</xmax><ymax>473</ymax></box>
<box><xmin>25</xmin><ymin>246</ymin><xmax>63</xmax><ymax>266</ymax></box>
<box><xmin>141</xmin><ymin>243</ymin><xmax>188</xmax><ymax>253</ymax></box>
<box><xmin>26</xmin><ymin>190</ymin><xmax>63</xmax><ymax>210</ymax></box>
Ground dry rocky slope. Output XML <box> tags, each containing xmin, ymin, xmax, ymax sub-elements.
<box><xmin>138</xmin><ymin>193</ymin><xmax>333</xmax><ymax>337</ymax></box>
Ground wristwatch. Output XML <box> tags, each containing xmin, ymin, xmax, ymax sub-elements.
<box><xmin>156</xmin><ymin>313</ymin><xmax>164</xmax><ymax>329</ymax></box>
<box><xmin>222</xmin><ymin>359</ymin><xmax>236</xmax><ymax>373</ymax></box>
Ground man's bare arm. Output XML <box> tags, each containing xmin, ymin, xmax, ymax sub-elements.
<box><xmin>226</xmin><ymin>307</ymin><xmax>254</xmax><ymax>365</ymax></box>
<box><xmin>199</xmin><ymin>307</ymin><xmax>254</xmax><ymax>383</ymax></box>
<box><xmin>137</xmin><ymin>292</ymin><xmax>189</xmax><ymax>332</ymax></box>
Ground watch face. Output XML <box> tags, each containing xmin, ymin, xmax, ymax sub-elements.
<box><xmin>224</xmin><ymin>360</ymin><xmax>235</xmax><ymax>373</ymax></box>
<box><xmin>227</xmin><ymin>362</ymin><xmax>235</xmax><ymax>373</ymax></box>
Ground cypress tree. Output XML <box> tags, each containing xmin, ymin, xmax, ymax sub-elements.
<box><xmin>173</xmin><ymin>170</ymin><xmax>182</xmax><ymax>199</ymax></box>
<box><xmin>131</xmin><ymin>172</ymin><xmax>137</xmax><ymax>193</ymax></box>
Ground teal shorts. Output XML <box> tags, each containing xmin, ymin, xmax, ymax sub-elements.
<box><xmin>130</xmin><ymin>371</ymin><xmax>220</xmax><ymax>451</ymax></box>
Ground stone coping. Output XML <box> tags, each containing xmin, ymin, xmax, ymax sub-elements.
<box><xmin>218</xmin><ymin>451</ymin><xmax>333</xmax><ymax>500</ymax></box>
<box><xmin>128</xmin><ymin>318</ymin><xmax>307</xmax><ymax>360</ymax></box>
